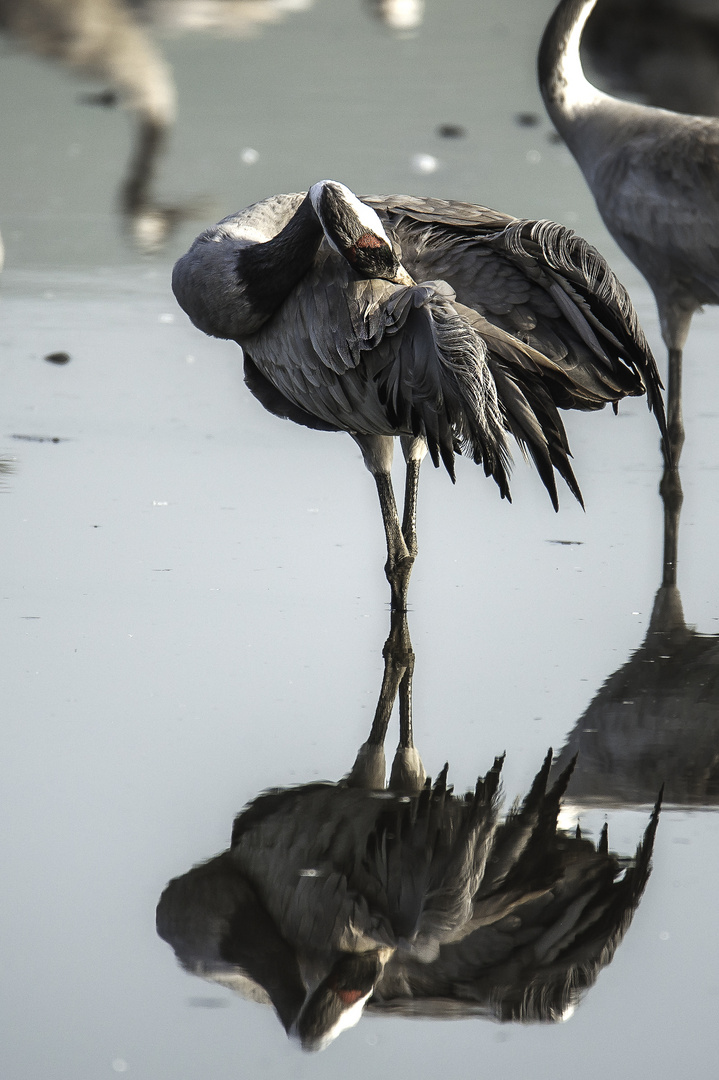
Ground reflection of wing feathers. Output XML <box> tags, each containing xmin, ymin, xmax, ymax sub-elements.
<box><xmin>374</xmin><ymin>787</ymin><xmax>660</xmax><ymax>1022</ymax></box>
<box><xmin>365</xmin><ymin>758</ymin><xmax>504</xmax><ymax>956</ymax></box>
<box><xmin>474</xmin><ymin>750</ymin><xmax>575</xmax><ymax>900</ymax></box>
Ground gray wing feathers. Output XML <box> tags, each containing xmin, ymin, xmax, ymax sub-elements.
<box><xmin>367</xmin><ymin>196</ymin><xmax>666</xmax><ymax>433</ymax></box>
<box><xmin>363</xmin><ymin>194</ymin><xmax>517</xmax><ymax>232</ymax></box>
<box><xmin>245</xmin><ymin>258</ymin><xmax>513</xmax><ymax>492</ymax></box>
<box><xmin>365</xmin><ymin>758</ymin><xmax>504</xmax><ymax>960</ymax></box>
<box><xmin>232</xmin><ymin>191</ymin><xmax>664</xmax><ymax>505</ymax></box>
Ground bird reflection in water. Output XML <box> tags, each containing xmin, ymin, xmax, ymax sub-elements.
<box><xmin>0</xmin><ymin>0</ymin><xmax>426</xmax><ymax>253</ymax></box>
<box><xmin>553</xmin><ymin>464</ymin><xmax>719</xmax><ymax>809</ymax></box>
<box><xmin>157</xmin><ymin>610</ymin><xmax>661</xmax><ymax>1050</ymax></box>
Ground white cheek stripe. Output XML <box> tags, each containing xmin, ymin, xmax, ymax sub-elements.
<box><xmin>309</xmin><ymin>180</ymin><xmax>392</xmax><ymax>246</ymax></box>
<box><xmin>312</xmin><ymin>990</ymin><xmax>373</xmax><ymax>1051</ymax></box>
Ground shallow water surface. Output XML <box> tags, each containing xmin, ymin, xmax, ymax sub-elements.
<box><xmin>1</xmin><ymin>1</ymin><xmax>718</xmax><ymax>1077</ymax></box>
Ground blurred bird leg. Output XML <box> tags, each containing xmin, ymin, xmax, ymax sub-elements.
<box><xmin>0</xmin><ymin>0</ymin><xmax>207</xmax><ymax>251</ymax></box>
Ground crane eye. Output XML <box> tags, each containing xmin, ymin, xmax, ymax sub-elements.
<box><xmin>345</xmin><ymin>232</ymin><xmax>387</xmax><ymax>263</ymax></box>
<box><xmin>355</xmin><ymin>232</ymin><xmax>384</xmax><ymax>251</ymax></box>
<box><xmin>344</xmin><ymin>232</ymin><xmax>399</xmax><ymax>280</ymax></box>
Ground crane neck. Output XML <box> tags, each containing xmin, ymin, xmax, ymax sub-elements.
<box><xmin>238</xmin><ymin>193</ymin><xmax>325</xmax><ymax>322</ymax></box>
<box><xmin>538</xmin><ymin>0</ymin><xmax>608</xmax><ymax>128</ymax></box>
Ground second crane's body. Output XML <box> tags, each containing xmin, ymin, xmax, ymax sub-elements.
<box><xmin>539</xmin><ymin>0</ymin><xmax>719</xmax><ymax>466</ymax></box>
<box><xmin>173</xmin><ymin>181</ymin><xmax>665</xmax><ymax>607</ymax></box>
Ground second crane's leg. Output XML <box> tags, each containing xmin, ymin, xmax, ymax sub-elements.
<box><xmin>660</xmin><ymin>305</ymin><xmax>689</xmax><ymax>472</ymax></box>
<box><xmin>664</xmin><ymin>347</ymin><xmax>685</xmax><ymax>467</ymax></box>
<box><xmin>400</xmin><ymin>436</ymin><xmax>427</xmax><ymax>559</ymax></box>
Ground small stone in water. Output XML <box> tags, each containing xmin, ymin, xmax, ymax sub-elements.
<box><xmin>436</xmin><ymin>123</ymin><xmax>466</xmax><ymax>138</ymax></box>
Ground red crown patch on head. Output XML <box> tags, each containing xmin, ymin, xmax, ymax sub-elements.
<box><xmin>356</xmin><ymin>232</ymin><xmax>384</xmax><ymax>249</ymax></box>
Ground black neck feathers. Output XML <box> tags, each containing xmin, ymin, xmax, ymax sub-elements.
<box><xmin>237</xmin><ymin>194</ymin><xmax>324</xmax><ymax>320</ymax></box>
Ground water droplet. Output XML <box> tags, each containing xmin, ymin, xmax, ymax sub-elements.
<box><xmin>411</xmin><ymin>153</ymin><xmax>439</xmax><ymax>174</ymax></box>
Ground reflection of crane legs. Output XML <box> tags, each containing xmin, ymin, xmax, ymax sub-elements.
<box><xmin>657</xmin><ymin>313</ymin><xmax>687</xmax><ymax>602</ymax></box>
<box><xmin>346</xmin><ymin>607</ymin><xmax>426</xmax><ymax>792</ymax></box>
<box><xmin>653</xmin><ymin>446</ymin><xmax>686</xmax><ymax>634</ymax></box>
<box><xmin>659</xmin><ymin>464</ymin><xmax>683</xmax><ymax>589</ymax></box>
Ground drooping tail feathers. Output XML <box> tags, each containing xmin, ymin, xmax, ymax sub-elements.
<box><xmin>496</xmin><ymin>218</ymin><xmax>668</xmax><ymax>443</ymax></box>
<box><xmin>376</xmin><ymin>282</ymin><xmax>585</xmax><ymax>509</ymax></box>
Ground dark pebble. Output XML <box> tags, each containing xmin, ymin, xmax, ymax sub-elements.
<box><xmin>436</xmin><ymin>123</ymin><xmax>467</xmax><ymax>139</ymax></box>
<box><xmin>45</xmin><ymin>352</ymin><xmax>71</xmax><ymax>365</ymax></box>
<box><xmin>78</xmin><ymin>90</ymin><xmax>117</xmax><ymax>108</ymax></box>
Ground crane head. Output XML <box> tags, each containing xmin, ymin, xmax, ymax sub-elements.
<box><xmin>309</xmin><ymin>180</ymin><xmax>413</xmax><ymax>285</ymax></box>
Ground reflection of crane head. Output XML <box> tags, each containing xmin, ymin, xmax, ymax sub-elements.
<box><xmin>295</xmin><ymin>949</ymin><xmax>389</xmax><ymax>1052</ymax></box>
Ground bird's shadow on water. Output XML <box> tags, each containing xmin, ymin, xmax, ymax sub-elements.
<box><xmin>156</xmin><ymin>606</ymin><xmax>662</xmax><ymax>1051</ymax></box>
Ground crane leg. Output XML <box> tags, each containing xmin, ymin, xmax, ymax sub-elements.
<box><xmin>346</xmin><ymin>608</ymin><xmax>418</xmax><ymax>789</ymax></box>
<box><xmin>663</xmin><ymin>347</ymin><xmax>685</xmax><ymax>468</ymax></box>
<box><xmin>352</xmin><ymin>434</ymin><xmax>419</xmax><ymax>609</ymax></box>
<box><xmin>389</xmin><ymin>615</ymin><xmax>426</xmax><ymax>794</ymax></box>
<box><xmin>400</xmin><ymin>436</ymin><xmax>427</xmax><ymax>559</ymax></box>
<box><xmin>374</xmin><ymin>471</ymin><xmax>414</xmax><ymax>610</ymax></box>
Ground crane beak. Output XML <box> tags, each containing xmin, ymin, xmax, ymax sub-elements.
<box><xmin>391</xmin><ymin>265</ymin><xmax>415</xmax><ymax>287</ymax></box>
